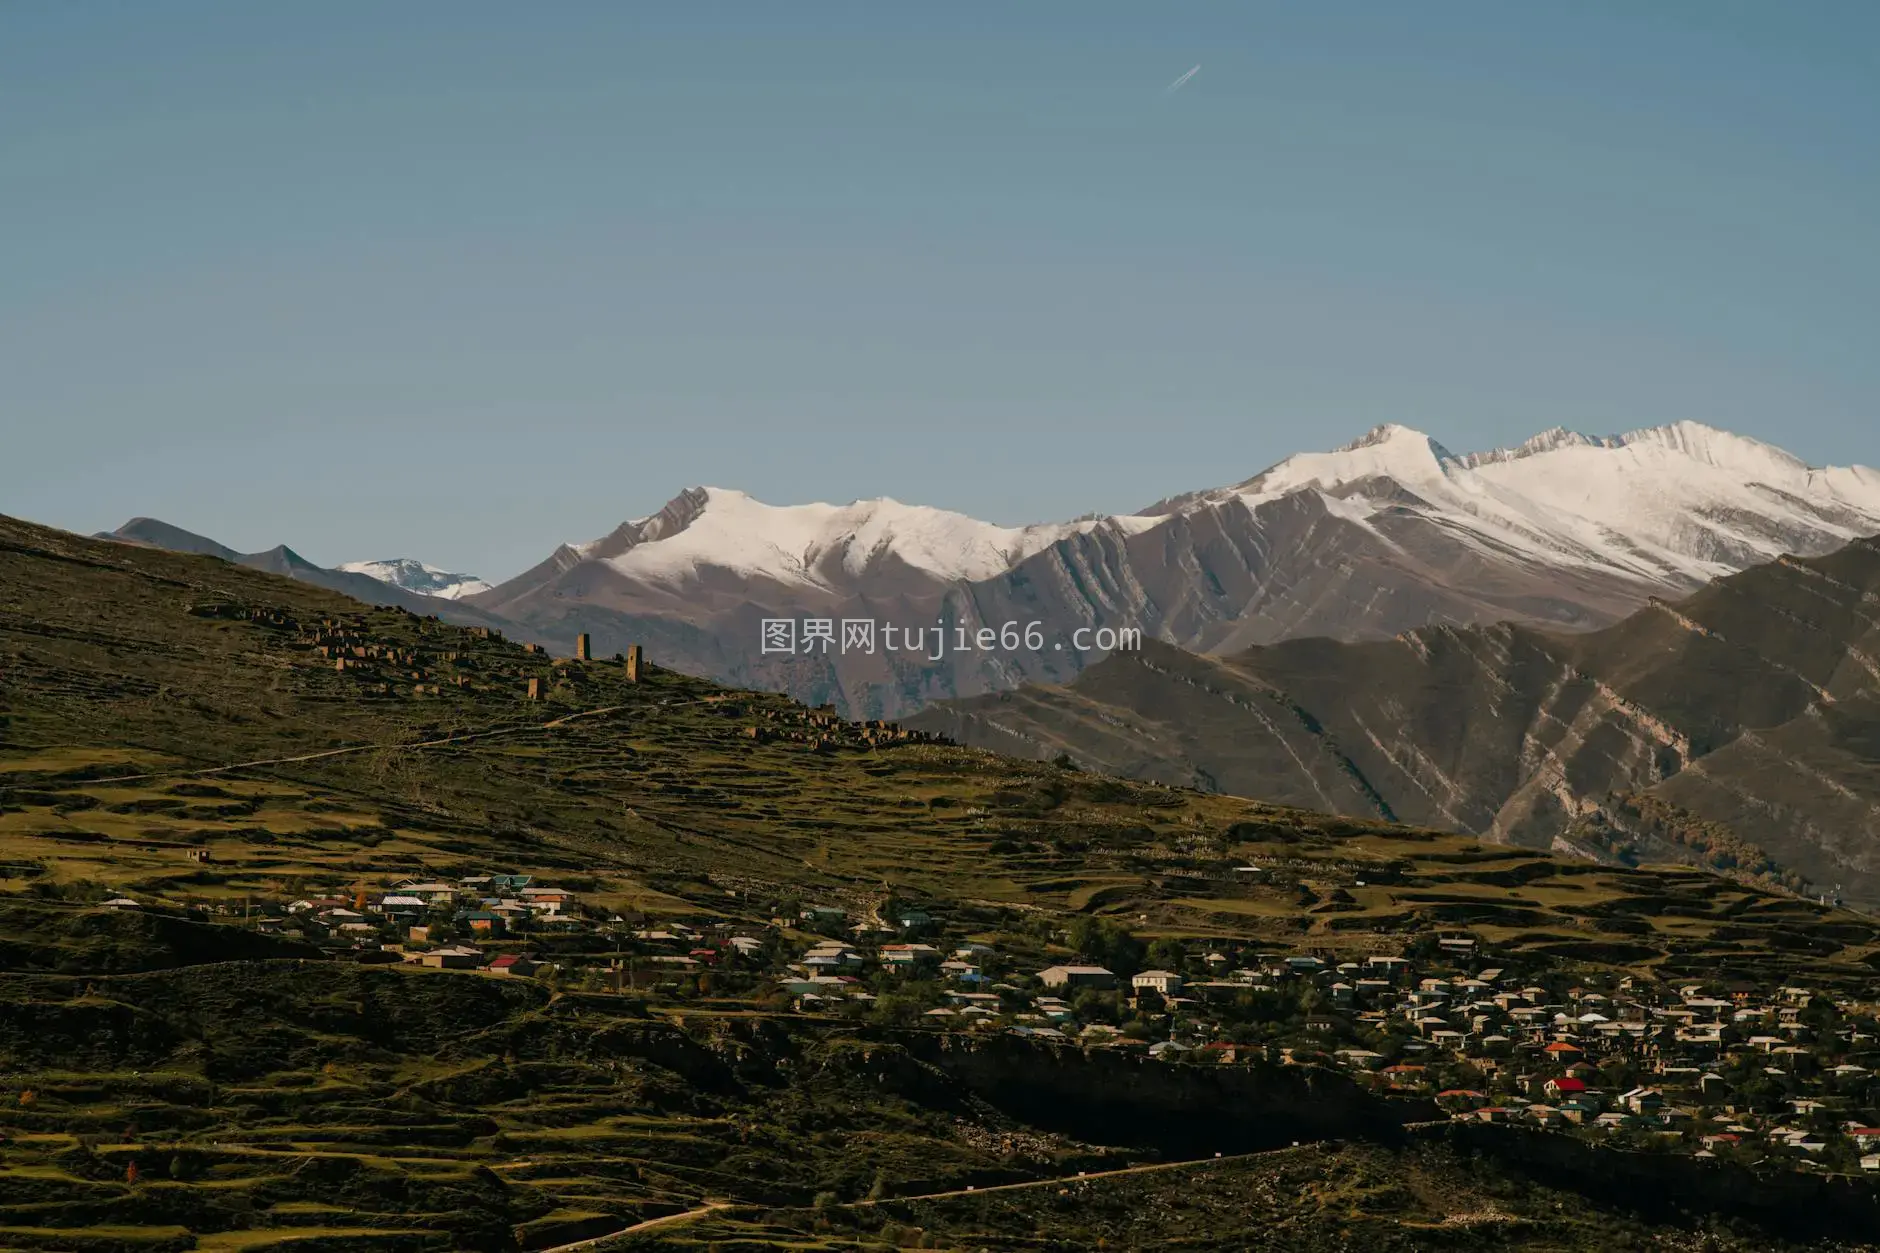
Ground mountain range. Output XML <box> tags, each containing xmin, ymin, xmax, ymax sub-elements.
<box><xmin>95</xmin><ymin>517</ymin><xmax>515</xmax><ymax>634</ymax></box>
<box><xmin>72</xmin><ymin>421</ymin><xmax>1880</xmax><ymax>903</ymax></box>
<box><xmin>98</xmin><ymin>421</ymin><xmax>1880</xmax><ymax>720</ymax></box>
<box><xmin>909</xmin><ymin>533</ymin><xmax>1880</xmax><ymax>905</ymax></box>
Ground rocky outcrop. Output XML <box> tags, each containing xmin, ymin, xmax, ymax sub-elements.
<box><xmin>1428</xmin><ymin>1122</ymin><xmax>1880</xmax><ymax>1243</ymax></box>
<box><xmin>898</xmin><ymin>1032</ymin><xmax>1431</xmax><ymax>1156</ymax></box>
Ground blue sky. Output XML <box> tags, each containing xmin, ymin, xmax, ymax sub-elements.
<box><xmin>4</xmin><ymin>1</ymin><xmax>1876</xmax><ymax>579</ymax></box>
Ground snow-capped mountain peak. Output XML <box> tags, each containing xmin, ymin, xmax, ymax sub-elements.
<box><xmin>1336</xmin><ymin>422</ymin><xmax>1459</xmax><ymax>459</ymax></box>
<box><xmin>450</xmin><ymin>418</ymin><xmax>1880</xmax><ymax>721</ymax></box>
<box><xmin>336</xmin><ymin>558</ymin><xmax>491</xmax><ymax>601</ymax></box>
<box><xmin>570</xmin><ymin>486</ymin><xmax>1133</xmax><ymax>592</ymax></box>
<box><xmin>1179</xmin><ymin>420</ymin><xmax>1880</xmax><ymax>587</ymax></box>
<box><xmin>506</xmin><ymin>423</ymin><xmax>1879</xmax><ymax>606</ymax></box>
<box><xmin>1235</xmin><ymin>423</ymin><xmax>1460</xmax><ymax>500</ymax></box>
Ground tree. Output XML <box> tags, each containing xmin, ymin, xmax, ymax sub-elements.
<box><xmin>1147</xmin><ymin>939</ymin><xmax>1187</xmax><ymax>974</ymax></box>
<box><xmin>1066</xmin><ymin>917</ymin><xmax>1144</xmax><ymax>975</ymax></box>
<box><xmin>1072</xmin><ymin>988</ymin><xmax>1123</xmax><ymax>1025</ymax></box>
<box><xmin>871</xmin><ymin>993</ymin><xmax>924</xmax><ymax>1026</ymax></box>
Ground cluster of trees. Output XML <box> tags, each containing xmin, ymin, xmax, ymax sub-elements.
<box><xmin>1589</xmin><ymin>794</ymin><xmax>1808</xmax><ymax>894</ymax></box>
<box><xmin>1066</xmin><ymin>917</ymin><xmax>1144</xmax><ymax>974</ymax></box>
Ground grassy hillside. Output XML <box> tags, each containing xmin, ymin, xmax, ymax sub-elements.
<box><xmin>5</xmin><ymin>514</ymin><xmax>1878</xmax><ymax>983</ymax></box>
<box><xmin>6</xmin><ymin>512</ymin><xmax>1880</xmax><ymax>1250</ymax></box>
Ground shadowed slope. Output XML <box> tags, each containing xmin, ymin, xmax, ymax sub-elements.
<box><xmin>914</xmin><ymin>536</ymin><xmax>1880</xmax><ymax>903</ymax></box>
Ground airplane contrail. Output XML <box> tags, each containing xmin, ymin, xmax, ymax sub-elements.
<box><xmin>1165</xmin><ymin>64</ymin><xmax>1200</xmax><ymax>94</ymax></box>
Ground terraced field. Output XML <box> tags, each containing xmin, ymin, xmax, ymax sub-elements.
<box><xmin>5</xmin><ymin>719</ymin><xmax>1875</xmax><ymax>994</ymax></box>
<box><xmin>8</xmin><ymin>512</ymin><xmax>1880</xmax><ymax>1249</ymax></box>
<box><xmin>3</xmin><ymin>948</ymin><xmax>1373</xmax><ymax>1251</ymax></box>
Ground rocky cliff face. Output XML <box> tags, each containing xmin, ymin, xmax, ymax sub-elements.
<box><xmin>1429</xmin><ymin>1122</ymin><xmax>1880</xmax><ymax>1243</ymax></box>
<box><xmin>898</xmin><ymin>1031</ymin><xmax>1431</xmax><ymax>1157</ymax></box>
<box><xmin>911</xmin><ymin>535</ymin><xmax>1880</xmax><ymax>905</ymax></box>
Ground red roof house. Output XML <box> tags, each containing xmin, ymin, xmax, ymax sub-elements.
<box><xmin>488</xmin><ymin>954</ymin><xmax>540</xmax><ymax>977</ymax></box>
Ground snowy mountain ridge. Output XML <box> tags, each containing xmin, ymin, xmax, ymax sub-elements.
<box><xmin>160</xmin><ymin>417</ymin><xmax>1880</xmax><ymax>723</ymax></box>
<box><xmin>336</xmin><ymin>558</ymin><xmax>491</xmax><ymax>601</ymax></box>
<box><xmin>522</xmin><ymin>420</ymin><xmax>1880</xmax><ymax>597</ymax></box>
<box><xmin>1172</xmin><ymin>420</ymin><xmax>1880</xmax><ymax>588</ymax></box>
<box><xmin>335</xmin><ymin>421</ymin><xmax>1879</xmax><ymax>611</ymax></box>
<box><xmin>561</xmin><ymin>485</ymin><xmax>1154</xmax><ymax>592</ymax></box>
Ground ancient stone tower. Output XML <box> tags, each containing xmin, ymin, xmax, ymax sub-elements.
<box><xmin>576</xmin><ymin>633</ymin><xmax>591</xmax><ymax>661</ymax></box>
<box><xmin>526</xmin><ymin>677</ymin><xmax>543</xmax><ymax>701</ymax></box>
<box><xmin>626</xmin><ymin>644</ymin><xmax>642</xmax><ymax>683</ymax></box>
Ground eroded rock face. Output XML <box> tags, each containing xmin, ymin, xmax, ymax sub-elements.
<box><xmin>897</xmin><ymin>1031</ymin><xmax>1428</xmax><ymax>1156</ymax></box>
<box><xmin>464</xmin><ymin>484</ymin><xmax>1670</xmax><ymax>722</ymax></box>
<box><xmin>913</xmin><ymin>537</ymin><xmax>1880</xmax><ymax>906</ymax></box>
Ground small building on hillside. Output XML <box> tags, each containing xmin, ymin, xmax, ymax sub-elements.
<box><xmin>1132</xmin><ymin>970</ymin><xmax>1184</xmax><ymax>997</ymax></box>
<box><xmin>880</xmin><ymin>943</ymin><xmax>943</xmax><ymax>969</ymax></box>
<box><xmin>489</xmin><ymin>954</ymin><xmax>540</xmax><ymax>977</ymax></box>
<box><xmin>1039</xmin><ymin>965</ymin><xmax>1116</xmax><ymax>991</ymax></box>
<box><xmin>518</xmin><ymin>886</ymin><xmax>572</xmax><ymax>914</ymax></box>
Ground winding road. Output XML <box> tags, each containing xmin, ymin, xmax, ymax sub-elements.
<box><xmin>535</xmin><ymin>1143</ymin><xmax>1315</xmax><ymax>1249</ymax></box>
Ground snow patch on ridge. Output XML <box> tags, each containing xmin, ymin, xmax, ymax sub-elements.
<box><xmin>1204</xmin><ymin>421</ymin><xmax>1880</xmax><ymax>587</ymax></box>
<box><xmin>337</xmin><ymin>559</ymin><xmax>492</xmax><ymax>600</ymax></box>
<box><xmin>1238</xmin><ymin>423</ymin><xmax>1459</xmax><ymax>498</ymax></box>
<box><xmin>588</xmin><ymin>487</ymin><xmax>1133</xmax><ymax>590</ymax></box>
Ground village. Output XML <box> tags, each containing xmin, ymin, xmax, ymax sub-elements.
<box><xmin>89</xmin><ymin>870</ymin><xmax>1880</xmax><ymax>1180</ymax></box>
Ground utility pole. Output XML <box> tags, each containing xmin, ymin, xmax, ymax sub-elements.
<box><xmin>612</xmin><ymin>916</ymin><xmax>625</xmax><ymax>995</ymax></box>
